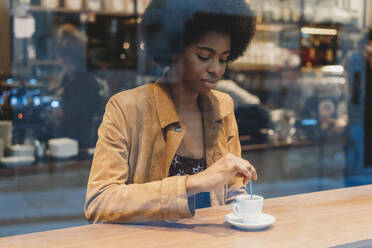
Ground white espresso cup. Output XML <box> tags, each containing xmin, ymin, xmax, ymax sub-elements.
<box><xmin>232</xmin><ymin>195</ymin><xmax>264</xmax><ymax>223</ymax></box>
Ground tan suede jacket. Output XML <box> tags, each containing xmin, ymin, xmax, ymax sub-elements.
<box><xmin>84</xmin><ymin>80</ymin><xmax>245</xmax><ymax>223</ymax></box>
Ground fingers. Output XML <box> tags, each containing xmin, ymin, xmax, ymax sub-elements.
<box><xmin>237</xmin><ymin>171</ymin><xmax>250</xmax><ymax>185</ymax></box>
<box><xmin>242</xmin><ymin>159</ymin><xmax>258</xmax><ymax>181</ymax></box>
<box><xmin>249</xmin><ymin>164</ymin><xmax>258</xmax><ymax>181</ymax></box>
<box><xmin>234</xmin><ymin>161</ymin><xmax>252</xmax><ymax>183</ymax></box>
<box><xmin>242</xmin><ymin>174</ymin><xmax>249</xmax><ymax>185</ymax></box>
<box><xmin>231</xmin><ymin>156</ymin><xmax>258</xmax><ymax>183</ymax></box>
<box><xmin>218</xmin><ymin>153</ymin><xmax>258</xmax><ymax>186</ymax></box>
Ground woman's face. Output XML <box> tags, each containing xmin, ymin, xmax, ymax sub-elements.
<box><xmin>172</xmin><ymin>31</ymin><xmax>231</xmax><ymax>94</ymax></box>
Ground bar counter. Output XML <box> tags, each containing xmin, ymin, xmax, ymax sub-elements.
<box><xmin>1</xmin><ymin>185</ymin><xmax>371</xmax><ymax>248</ymax></box>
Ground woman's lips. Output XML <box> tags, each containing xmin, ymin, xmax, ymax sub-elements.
<box><xmin>202</xmin><ymin>80</ymin><xmax>217</xmax><ymax>89</ymax></box>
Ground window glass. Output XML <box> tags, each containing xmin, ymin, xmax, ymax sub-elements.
<box><xmin>0</xmin><ymin>0</ymin><xmax>371</xmax><ymax>236</ymax></box>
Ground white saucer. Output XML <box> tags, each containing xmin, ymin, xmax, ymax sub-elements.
<box><xmin>225</xmin><ymin>212</ymin><xmax>275</xmax><ymax>230</ymax></box>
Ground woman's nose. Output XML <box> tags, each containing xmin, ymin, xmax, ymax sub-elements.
<box><xmin>207</xmin><ymin>59</ymin><xmax>224</xmax><ymax>76</ymax></box>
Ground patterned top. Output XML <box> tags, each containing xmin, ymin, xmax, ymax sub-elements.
<box><xmin>169</xmin><ymin>154</ymin><xmax>211</xmax><ymax>209</ymax></box>
<box><xmin>168</xmin><ymin>154</ymin><xmax>206</xmax><ymax>176</ymax></box>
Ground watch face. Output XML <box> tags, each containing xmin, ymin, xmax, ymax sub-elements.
<box><xmin>318</xmin><ymin>99</ymin><xmax>335</xmax><ymax>117</ymax></box>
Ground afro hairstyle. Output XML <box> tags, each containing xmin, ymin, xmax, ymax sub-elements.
<box><xmin>141</xmin><ymin>0</ymin><xmax>256</xmax><ymax>67</ymax></box>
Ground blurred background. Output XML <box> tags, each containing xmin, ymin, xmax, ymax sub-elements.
<box><xmin>0</xmin><ymin>0</ymin><xmax>372</xmax><ymax>236</ymax></box>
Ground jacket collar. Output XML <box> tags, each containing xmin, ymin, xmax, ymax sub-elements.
<box><xmin>152</xmin><ymin>77</ymin><xmax>232</xmax><ymax>129</ymax></box>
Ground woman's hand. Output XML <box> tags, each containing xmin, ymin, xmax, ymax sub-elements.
<box><xmin>185</xmin><ymin>153</ymin><xmax>258</xmax><ymax>196</ymax></box>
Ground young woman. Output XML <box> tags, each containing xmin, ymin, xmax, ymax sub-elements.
<box><xmin>85</xmin><ymin>0</ymin><xmax>257</xmax><ymax>223</ymax></box>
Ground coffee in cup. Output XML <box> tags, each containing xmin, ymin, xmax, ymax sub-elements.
<box><xmin>232</xmin><ymin>195</ymin><xmax>264</xmax><ymax>223</ymax></box>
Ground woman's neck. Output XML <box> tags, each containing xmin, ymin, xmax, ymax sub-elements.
<box><xmin>166</xmin><ymin>68</ymin><xmax>200</xmax><ymax>112</ymax></box>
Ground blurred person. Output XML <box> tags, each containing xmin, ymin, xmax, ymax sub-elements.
<box><xmin>216</xmin><ymin>79</ymin><xmax>271</xmax><ymax>144</ymax></box>
<box><xmin>342</xmin><ymin>31</ymin><xmax>369</xmax><ymax>175</ymax></box>
<box><xmin>56</xmin><ymin>23</ymin><xmax>107</xmax><ymax>149</ymax></box>
<box><xmin>366</xmin><ymin>33</ymin><xmax>372</xmax><ymax>65</ymax></box>
<box><xmin>85</xmin><ymin>0</ymin><xmax>258</xmax><ymax>223</ymax></box>
<box><xmin>215</xmin><ymin>79</ymin><xmax>261</xmax><ymax>107</ymax></box>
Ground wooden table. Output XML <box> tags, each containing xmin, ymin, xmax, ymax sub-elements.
<box><xmin>1</xmin><ymin>185</ymin><xmax>372</xmax><ymax>248</ymax></box>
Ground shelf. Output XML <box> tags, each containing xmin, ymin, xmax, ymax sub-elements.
<box><xmin>256</xmin><ymin>22</ymin><xmax>299</xmax><ymax>32</ymax></box>
<box><xmin>229</xmin><ymin>62</ymin><xmax>296</xmax><ymax>72</ymax></box>
<box><xmin>28</xmin><ymin>6</ymin><xmax>138</xmax><ymax>17</ymax></box>
<box><xmin>241</xmin><ymin>136</ymin><xmax>345</xmax><ymax>152</ymax></box>
<box><xmin>0</xmin><ymin>159</ymin><xmax>91</xmax><ymax>178</ymax></box>
<box><xmin>300</xmin><ymin>65</ymin><xmax>344</xmax><ymax>74</ymax></box>
<box><xmin>29</xmin><ymin>60</ymin><xmax>63</xmax><ymax>67</ymax></box>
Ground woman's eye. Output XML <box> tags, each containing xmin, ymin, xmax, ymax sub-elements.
<box><xmin>219</xmin><ymin>59</ymin><xmax>228</xmax><ymax>64</ymax></box>
<box><xmin>197</xmin><ymin>55</ymin><xmax>210</xmax><ymax>61</ymax></box>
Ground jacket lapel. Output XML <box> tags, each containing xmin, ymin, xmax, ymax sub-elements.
<box><xmin>163</xmin><ymin>124</ymin><xmax>186</xmax><ymax>176</ymax></box>
<box><xmin>152</xmin><ymin>80</ymin><xmax>180</xmax><ymax>129</ymax></box>
<box><xmin>152</xmin><ymin>81</ymin><xmax>185</xmax><ymax>176</ymax></box>
<box><xmin>199</xmin><ymin>93</ymin><xmax>225</xmax><ymax>167</ymax></box>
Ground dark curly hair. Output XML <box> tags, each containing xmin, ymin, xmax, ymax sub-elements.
<box><xmin>141</xmin><ymin>0</ymin><xmax>256</xmax><ymax>67</ymax></box>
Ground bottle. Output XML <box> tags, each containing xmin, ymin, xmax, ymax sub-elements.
<box><xmin>282</xmin><ymin>0</ymin><xmax>291</xmax><ymax>23</ymax></box>
<box><xmin>87</xmin><ymin>0</ymin><xmax>102</xmax><ymax>11</ymax></box>
<box><xmin>291</xmin><ymin>1</ymin><xmax>301</xmax><ymax>23</ymax></box>
<box><xmin>65</xmin><ymin>0</ymin><xmax>83</xmax><ymax>10</ymax></box>
<box><xmin>41</xmin><ymin>0</ymin><xmax>59</xmax><ymax>9</ymax></box>
<box><xmin>34</xmin><ymin>139</ymin><xmax>45</xmax><ymax>158</ymax></box>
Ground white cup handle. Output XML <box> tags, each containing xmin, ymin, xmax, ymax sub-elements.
<box><xmin>232</xmin><ymin>203</ymin><xmax>239</xmax><ymax>217</ymax></box>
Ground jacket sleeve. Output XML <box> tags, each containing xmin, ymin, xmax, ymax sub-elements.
<box><xmin>84</xmin><ymin>97</ymin><xmax>192</xmax><ymax>223</ymax></box>
<box><xmin>224</xmin><ymin>102</ymin><xmax>247</xmax><ymax>204</ymax></box>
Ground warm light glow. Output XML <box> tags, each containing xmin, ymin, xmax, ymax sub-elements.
<box><xmin>140</xmin><ymin>42</ymin><xmax>145</xmax><ymax>50</ymax></box>
<box><xmin>18</xmin><ymin>113</ymin><xmax>23</xmax><ymax>119</ymax></box>
<box><xmin>321</xmin><ymin>65</ymin><xmax>344</xmax><ymax>73</ymax></box>
<box><xmin>123</xmin><ymin>42</ymin><xmax>130</xmax><ymax>50</ymax></box>
<box><xmin>301</xmin><ymin>27</ymin><xmax>338</xmax><ymax>36</ymax></box>
<box><xmin>256</xmin><ymin>24</ymin><xmax>283</xmax><ymax>32</ymax></box>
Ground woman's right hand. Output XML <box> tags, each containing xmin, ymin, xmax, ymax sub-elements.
<box><xmin>185</xmin><ymin>153</ymin><xmax>258</xmax><ymax>196</ymax></box>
